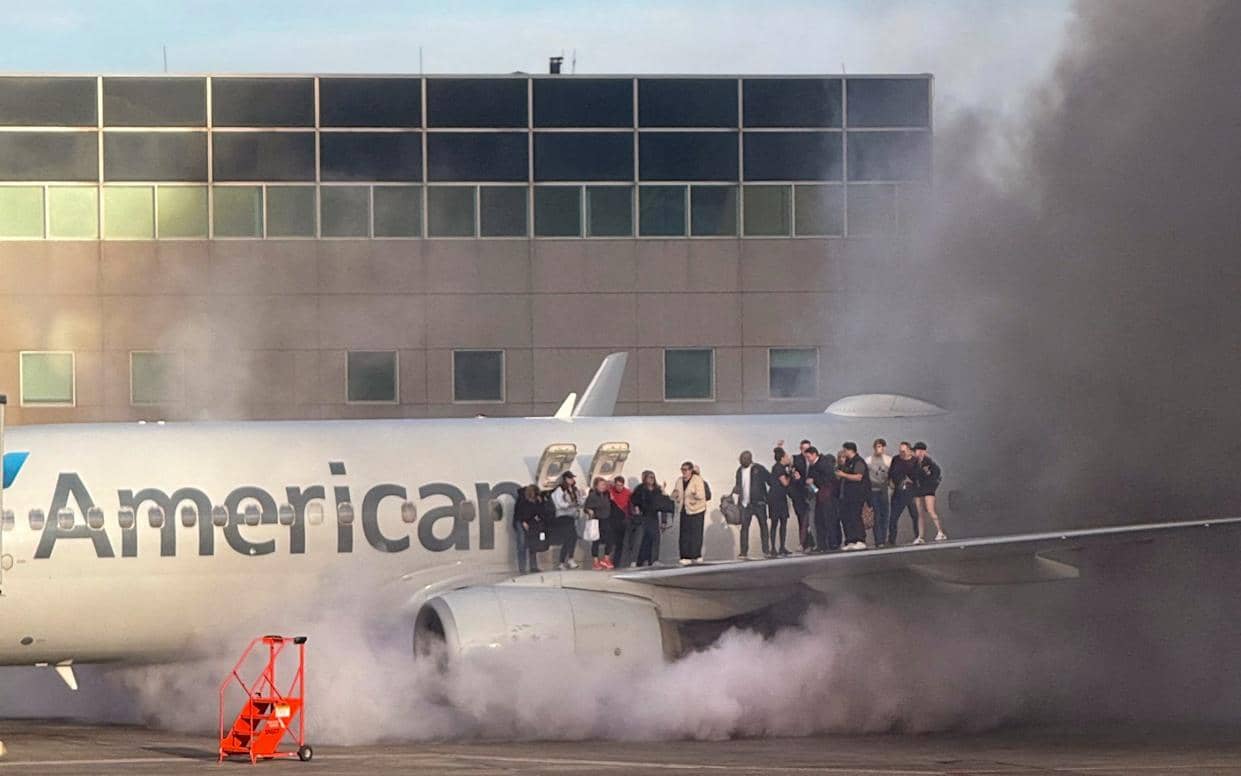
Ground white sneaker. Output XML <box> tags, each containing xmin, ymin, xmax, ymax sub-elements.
<box><xmin>694</xmin><ymin>557</ymin><xmax>705</xmax><ymax>565</ymax></box>
<box><xmin>935</xmin><ymin>531</ymin><xmax>948</xmax><ymax>541</ymax></box>
<box><xmin>843</xmin><ymin>542</ymin><xmax>865</xmax><ymax>551</ymax></box>
<box><xmin>566</xmin><ymin>559</ymin><xmax>580</xmax><ymax>569</ymax></box>
<box><xmin>557</xmin><ymin>562</ymin><xmax>567</xmax><ymax>570</ymax></box>
<box><xmin>678</xmin><ymin>558</ymin><xmax>693</xmax><ymax>566</ymax></box>
<box><xmin>911</xmin><ymin>537</ymin><xmax>925</xmax><ymax>545</ymax></box>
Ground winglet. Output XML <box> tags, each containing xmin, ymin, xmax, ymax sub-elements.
<box><xmin>54</xmin><ymin>661</ymin><xmax>78</xmax><ymax>691</ymax></box>
<box><xmin>573</xmin><ymin>352</ymin><xmax>628</xmax><ymax>418</ymax></box>
<box><xmin>553</xmin><ymin>392</ymin><xmax>577</xmax><ymax>421</ymax></box>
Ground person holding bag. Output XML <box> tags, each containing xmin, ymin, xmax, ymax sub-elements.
<box><xmin>551</xmin><ymin>472</ymin><xmax>583</xmax><ymax>570</ymax></box>
<box><xmin>670</xmin><ymin>461</ymin><xmax>708</xmax><ymax>565</ymax></box>
<box><xmin>584</xmin><ymin>476</ymin><xmax>613</xmax><ymax>570</ymax></box>
<box><xmin>513</xmin><ymin>485</ymin><xmax>546</xmax><ymax>574</ymax></box>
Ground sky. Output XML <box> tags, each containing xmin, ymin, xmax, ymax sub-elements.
<box><xmin>0</xmin><ymin>0</ymin><xmax>1073</xmax><ymax>118</ymax></box>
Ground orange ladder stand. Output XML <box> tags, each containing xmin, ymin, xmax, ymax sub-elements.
<box><xmin>218</xmin><ymin>635</ymin><xmax>312</xmax><ymax>764</ymax></box>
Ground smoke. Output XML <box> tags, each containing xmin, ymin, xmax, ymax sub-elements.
<box><xmin>833</xmin><ymin>0</ymin><xmax>1241</xmax><ymax>531</ymax></box>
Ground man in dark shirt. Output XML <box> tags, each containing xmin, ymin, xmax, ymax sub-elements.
<box><xmin>887</xmin><ymin>441</ymin><xmax>920</xmax><ymax>545</ymax></box>
<box><xmin>805</xmin><ymin>446</ymin><xmax>840</xmax><ymax>552</ymax></box>
<box><xmin>834</xmin><ymin>442</ymin><xmax>869</xmax><ymax>551</ymax></box>
<box><xmin>790</xmin><ymin>439</ymin><xmax>815</xmax><ymax>552</ymax></box>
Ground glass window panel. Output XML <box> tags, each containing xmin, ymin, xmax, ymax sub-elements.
<box><xmin>320</xmin><ymin>132</ymin><xmax>422</xmax><ymax>182</ymax></box>
<box><xmin>20</xmin><ymin>352</ymin><xmax>74</xmax><ymax>405</ymax></box>
<box><xmin>769</xmin><ymin>348</ymin><xmax>817</xmax><ymax>398</ymax></box>
<box><xmin>426</xmin><ymin>78</ymin><xmax>527</xmax><ymax>128</ymax></box>
<box><xmin>453</xmin><ymin>350</ymin><xmax>504</xmax><ymax>402</ymax></box>
<box><xmin>426</xmin><ymin>133</ymin><xmax>528</xmax><ymax>182</ymax></box>
<box><xmin>690</xmin><ymin>185</ymin><xmax>737</xmax><ymax>236</ymax></box>
<box><xmin>794</xmin><ymin>185</ymin><xmax>844</xmax><ymax>236</ymax></box>
<box><xmin>743</xmin><ymin>78</ymin><xmax>842</xmax><ymax>128</ymax></box>
<box><xmin>104</xmin><ymin>132</ymin><xmax>207</xmax><ymax>182</ymax></box>
<box><xmin>639</xmin><ymin>79</ymin><xmax>737</xmax><ymax>128</ymax></box>
<box><xmin>320</xmin><ymin>186</ymin><xmax>371</xmax><ymax>238</ymax></box>
<box><xmin>639</xmin><ymin>132</ymin><xmax>737</xmax><ymax>182</ymax></box>
<box><xmin>0</xmin><ymin>187</ymin><xmax>44</xmax><ymax>238</ymax></box>
<box><xmin>480</xmin><ymin>186</ymin><xmax>528</xmax><ymax>237</ymax></box>
<box><xmin>212</xmin><ymin>132</ymin><xmax>315</xmax><ymax>182</ymax></box>
<box><xmin>266</xmin><ymin>186</ymin><xmax>317</xmax><ymax>237</ymax></box>
<box><xmin>0</xmin><ymin>133</ymin><xmax>97</xmax><ymax>182</ymax></box>
<box><xmin>211</xmin><ymin>78</ymin><xmax>314</xmax><ymax>127</ymax></box>
<box><xmin>0</xmin><ymin>77</ymin><xmax>96</xmax><ymax>126</ymax></box>
<box><xmin>847</xmin><ymin>185</ymin><xmax>897</xmax><ymax>236</ymax></box>
<box><xmin>48</xmin><ymin>186</ymin><xmax>98</xmax><ymax>239</ymax></box>
<box><xmin>533</xmin><ymin>186</ymin><xmax>579</xmax><ymax>237</ymax></box>
<box><xmin>103</xmin><ymin>186</ymin><xmax>154</xmax><ymax>239</ymax></box>
<box><xmin>156</xmin><ymin>186</ymin><xmax>208</xmax><ymax>238</ymax></box>
<box><xmin>427</xmin><ymin>187</ymin><xmax>476</xmax><ymax>237</ymax></box>
<box><xmin>319</xmin><ymin>77</ymin><xmax>421</xmax><ymax>128</ymax></box>
<box><xmin>586</xmin><ymin>186</ymin><xmax>632</xmax><ymax>237</ymax></box>
<box><xmin>103</xmin><ymin>77</ymin><xmax>205</xmax><ymax>126</ymax></box>
<box><xmin>847</xmin><ymin>131</ymin><xmax>931</xmax><ymax>181</ymax></box>
<box><xmin>533</xmin><ymin>78</ymin><xmax>632</xmax><ymax>128</ymax></box>
<box><xmin>534</xmin><ymin>133</ymin><xmax>633</xmax><ymax>182</ymax></box>
<box><xmin>846</xmin><ymin>78</ymin><xmax>931</xmax><ymax>128</ymax></box>
<box><xmin>664</xmin><ymin>349</ymin><xmax>713</xmax><ymax>400</ymax></box>
<box><xmin>743</xmin><ymin>132</ymin><xmax>842</xmax><ymax>181</ymax></box>
<box><xmin>347</xmin><ymin>351</ymin><xmax>398</xmax><ymax>402</ymax></box>
<box><xmin>372</xmin><ymin>186</ymin><xmax>421</xmax><ymax>238</ymax></box>
<box><xmin>743</xmin><ymin>185</ymin><xmax>791</xmax><ymax>236</ymax></box>
<box><xmin>131</xmin><ymin>351</ymin><xmax>178</xmax><ymax>404</ymax></box>
<box><xmin>213</xmin><ymin>186</ymin><xmax>263</xmax><ymax>238</ymax></box>
<box><xmin>639</xmin><ymin>185</ymin><xmax>686</xmax><ymax>237</ymax></box>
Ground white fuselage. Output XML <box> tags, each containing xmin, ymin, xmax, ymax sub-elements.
<box><xmin>0</xmin><ymin>413</ymin><xmax>959</xmax><ymax>666</ymax></box>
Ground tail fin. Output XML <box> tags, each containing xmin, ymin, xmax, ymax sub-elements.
<box><xmin>573</xmin><ymin>352</ymin><xmax>628</xmax><ymax>418</ymax></box>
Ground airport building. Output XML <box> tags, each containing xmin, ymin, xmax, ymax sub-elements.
<box><xmin>0</xmin><ymin>72</ymin><xmax>931</xmax><ymax>424</ymax></box>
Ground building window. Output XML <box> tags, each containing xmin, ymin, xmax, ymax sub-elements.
<box><xmin>0</xmin><ymin>133</ymin><xmax>97</xmax><ymax>182</ymax></box>
<box><xmin>638</xmin><ymin>132</ymin><xmax>739</xmax><ymax>182</ymax></box>
<box><xmin>743</xmin><ymin>132</ymin><xmax>842</xmax><ymax>181</ymax></box>
<box><xmin>639</xmin><ymin>185</ymin><xmax>686</xmax><ymax>237</ymax></box>
<box><xmin>103</xmin><ymin>186</ymin><xmax>155</xmax><ymax>240</ymax></box>
<box><xmin>20</xmin><ymin>351</ymin><xmax>74</xmax><ymax>407</ymax></box>
<box><xmin>103</xmin><ymin>132</ymin><xmax>207</xmax><ymax>182</ymax></box>
<box><xmin>213</xmin><ymin>186</ymin><xmax>263</xmax><ymax>238</ymax></box>
<box><xmin>130</xmin><ymin>351</ymin><xmax>179</xmax><ymax>405</ymax></box>
<box><xmin>102</xmin><ymin>76</ymin><xmax>206</xmax><ymax>127</ymax></box>
<box><xmin>425</xmin><ymin>78</ymin><xmax>528</xmax><ymax>129</ymax></box>
<box><xmin>743</xmin><ymin>185</ymin><xmax>791</xmax><ymax>237</ymax></box>
<box><xmin>320</xmin><ymin>132</ymin><xmax>422</xmax><ymax>182</ymax></box>
<box><xmin>664</xmin><ymin>349</ymin><xmax>714</xmax><ymax>401</ymax></box>
<box><xmin>794</xmin><ymin>185</ymin><xmax>844</xmax><ymax>236</ymax></box>
<box><xmin>426</xmin><ymin>133</ymin><xmax>528</xmax><ymax>182</ymax></box>
<box><xmin>586</xmin><ymin>186</ymin><xmax>632</xmax><ymax>237</ymax></box>
<box><xmin>212</xmin><ymin>132</ymin><xmax>316</xmax><ymax>182</ymax></box>
<box><xmin>156</xmin><ymin>186</ymin><xmax>208</xmax><ymax>238</ymax></box>
<box><xmin>847</xmin><ymin>131</ymin><xmax>932</xmax><ymax>182</ymax></box>
<box><xmin>847</xmin><ymin>184</ymin><xmax>897</xmax><ymax>236</ymax></box>
<box><xmin>534</xmin><ymin>186</ymin><xmax>581</xmax><ymax>237</ymax></box>
<box><xmin>845</xmin><ymin>78</ymin><xmax>931</xmax><ymax>128</ymax></box>
<box><xmin>318</xmin><ymin>77</ymin><xmax>422</xmax><ymax>128</ymax></box>
<box><xmin>48</xmin><ymin>186</ymin><xmax>98</xmax><ymax>239</ymax></box>
<box><xmin>690</xmin><ymin>185</ymin><xmax>738</xmax><ymax>236</ymax></box>
<box><xmin>638</xmin><ymin>78</ymin><xmax>737</xmax><ymax>128</ymax></box>
<box><xmin>346</xmin><ymin>351</ymin><xmax>398</xmax><ymax>403</ymax></box>
<box><xmin>211</xmin><ymin>77</ymin><xmax>314</xmax><ymax>128</ymax></box>
<box><xmin>0</xmin><ymin>186</ymin><xmax>44</xmax><ymax>238</ymax></box>
<box><xmin>266</xmin><ymin>186</ymin><xmax>316</xmax><ymax>237</ymax></box>
<box><xmin>427</xmin><ymin>186</ymin><xmax>476</xmax><ymax>237</ymax></box>
<box><xmin>320</xmin><ymin>186</ymin><xmax>371</xmax><ymax>238</ymax></box>
<box><xmin>372</xmin><ymin>186</ymin><xmax>421</xmax><ymax>238</ymax></box>
<box><xmin>0</xmin><ymin>77</ymin><xmax>97</xmax><ymax>126</ymax></box>
<box><xmin>479</xmin><ymin>186</ymin><xmax>528</xmax><ymax>237</ymax></box>
<box><xmin>534</xmin><ymin>133</ymin><xmax>633</xmax><ymax>182</ymax></box>
<box><xmin>742</xmin><ymin>78</ymin><xmax>842</xmax><ymax>128</ymax></box>
<box><xmin>453</xmin><ymin>350</ymin><xmax>504</xmax><ymax>403</ymax></box>
<box><xmin>769</xmin><ymin>348</ymin><xmax>818</xmax><ymax>398</ymax></box>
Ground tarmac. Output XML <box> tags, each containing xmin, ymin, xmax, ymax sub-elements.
<box><xmin>2</xmin><ymin>720</ymin><xmax>1241</xmax><ymax>775</ymax></box>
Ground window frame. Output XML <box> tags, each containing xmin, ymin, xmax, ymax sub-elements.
<box><xmin>345</xmin><ymin>350</ymin><xmax>400</xmax><ymax>405</ymax></box>
<box><xmin>662</xmin><ymin>347</ymin><xmax>716</xmax><ymax>403</ymax></box>
<box><xmin>19</xmin><ymin>350</ymin><xmax>76</xmax><ymax>408</ymax></box>
<box><xmin>451</xmin><ymin>349</ymin><xmax>506</xmax><ymax>404</ymax></box>
<box><xmin>767</xmin><ymin>347</ymin><xmax>819</xmax><ymax>400</ymax></box>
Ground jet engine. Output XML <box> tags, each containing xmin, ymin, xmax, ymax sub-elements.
<box><xmin>412</xmin><ymin>585</ymin><xmax>674</xmax><ymax>664</ymax></box>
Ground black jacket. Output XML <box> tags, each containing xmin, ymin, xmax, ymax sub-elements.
<box><xmin>631</xmin><ymin>484</ymin><xmax>670</xmax><ymax>521</ymax></box>
<box><xmin>733</xmin><ymin>463</ymin><xmax>770</xmax><ymax>504</ymax></box>
<box><xmin>915</xmin><ymin>456</ymin><xmax>942</xmax><ymax>488</ymax></box>
<box><xmin>807</xmin><ymin>455</ymin><xmax>837</xmax><ymax>502</ymax></box>
<box><xmin>791</xmin><ymin>453</ymin><xmax>811</xmax><ymax>494</ymax></box>
<box><xmin>514</xmin><ymin>496</ymin><xmax>544</xmax><ymax>529</ymax></box>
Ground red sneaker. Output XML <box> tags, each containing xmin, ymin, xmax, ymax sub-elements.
<box><xmin>602</xmin><ymin>557</ymin><xmax>615</xmax><ymax>570</ymax></box>
<box><xmin>592</xmin><ymin>558</ymin><xmax>604</xmax><ymax>570</ymax></box>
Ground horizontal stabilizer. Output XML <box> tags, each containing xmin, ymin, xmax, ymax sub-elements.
<box><xmin>573</xmin><ymin>353</ymin><xmax>628</xmax><ymax>418</ymax></box>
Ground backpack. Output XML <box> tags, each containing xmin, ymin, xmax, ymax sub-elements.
<box><xmin>701</xmin><ymin>477</ymin><xmax>712</xmax><ymax>501</ymax></box>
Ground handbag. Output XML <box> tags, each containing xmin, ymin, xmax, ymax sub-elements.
<box><xmin>578</xmin><ymin>514</ymin><xmax>600</xmax><ymax>541</ymax></box>
<box><xmin>720</xmin><ymin>496</ymin><xmax>742</xmax><ymax>526</ymax></box>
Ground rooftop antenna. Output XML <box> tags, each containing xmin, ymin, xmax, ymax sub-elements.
<box><xmin>419</xmin><ymin>45</ymin><xmax>423</xmax><ymax>75</ymax></box>
<box><xmin>571</xmin><ymin>49</ymin><xmax>577</xmax><ymax>74</ymax></box>
<box><xmin>162</xmin><ymin>45</ymin><xmax>168</xmax><ymax>73</ymax></box>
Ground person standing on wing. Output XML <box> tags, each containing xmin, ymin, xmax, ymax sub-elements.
<box><xmin>912</xmin><ymin>441</ymin><xmax>947</xmax><ymax>543</ymax></box>
<box><xmin>732</xmin><ymin>450</ymin><xmax>771</xmax><ymax>559</ymax></box>
<box><xmin>888</xmin><ymin>442</ymin><xmax>921</xmax><ymax>545</ymax></box>
<box><xmin>866</xmin><ymin>439</ymin><xmax>893</xmax><ymax>548</ymax></box>
<box><xmin>671</xmin><ymin>461</ymin><xmax>708</xmax><ymax>565</ymax></box>
<box><xmin>834</xmin><ymin>442</ymin><xmax>870</xmax><ymax>551</ymax></box>
<box><xmin>551</xmin><ymin>472</ymin><xmax>583</xmax><ymax>569</ymax></box>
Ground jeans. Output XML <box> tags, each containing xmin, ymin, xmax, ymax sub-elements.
<box><xmin>515</xmin><ymin>523</ymin><xmax>528</xmax><ymax>573</ymax></box>
<box><xmin>556</xmin><ymin>516</ymin><xmax>578</xmax><ymax>565</ymax></box>
<box><xmin>889</xmin><ymin>488</ymin><xmax>920</xmax><ymax>544</ymax></box>
<box><xmin>769</xmin><ymin>501</ymin><xmax>789</xmax><ymax>553</ymax></box>
<box><xmin>840</xmin><ymin>498</ymin><xmax>866</xmax><ymax>545</ymax></box>
<box><xmin>868</xmin><ymin>489</ymin><xmax>891</xmax><ymax>546</ymax></box>
<box><xmin>814</xmin><ymin>497</ymin><xmax>841</xmax><ymax>551</ymax></box>
<box><xmin>639</xmin><ymin>517</ymin><xmax>662</xmax><ymax>565</ymax></box>
<box><xmin>679</xmin><ymin>511</ymin><xmax>705</xmax><ymax>560</ymax></box>
<box><xmin>739</xmin><ymin>501</ymin><xmax>770</xmax><ymax>556</ymax></box>
<box><xmin>619</xmin><ymin>518</ymin><xmax>645</xmax><ymax>567</ymax></box>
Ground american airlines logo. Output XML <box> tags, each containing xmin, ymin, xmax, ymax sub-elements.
<box><xmin>30</xmin><ymin>461</ymin><xmax>519</xmax><ymax>560</ymax></box>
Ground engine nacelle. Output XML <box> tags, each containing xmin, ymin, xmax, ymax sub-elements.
<box><xmin>413</xmin><ymin>585</ymin><xmax>671</xmax><ymax>664</ymax></box>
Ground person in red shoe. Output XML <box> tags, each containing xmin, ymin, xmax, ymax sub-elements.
<box><xmin>584</xmin><ymin>477</ymin><xmax>614</xmax><ymax>570</ymax></box>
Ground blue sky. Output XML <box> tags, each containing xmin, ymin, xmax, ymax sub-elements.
<box><xmin>0</xmin><ymin>0</ymin><xmax>1072</xmax><ymax>115</ymax></box>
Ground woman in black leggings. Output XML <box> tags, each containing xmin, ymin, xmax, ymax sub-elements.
<box><xmin>767</xmin><ymin>447</ymin><xmax>793</xmax><ymax>556</ymax></box>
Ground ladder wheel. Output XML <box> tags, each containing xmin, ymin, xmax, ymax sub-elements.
<box><xmin>298</xmin><ymin>745</ymin><xmax>313</xmax><ymax>762</ymax></box>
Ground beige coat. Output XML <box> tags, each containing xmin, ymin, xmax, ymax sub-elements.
<box><xmin>671</xmin><ymin>473</ymin><xmax>708</xmax><ymax>516</ymax></box>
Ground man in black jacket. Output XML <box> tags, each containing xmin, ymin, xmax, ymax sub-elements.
<box><xmin>732</xmin><ymin>450</ymin><xmax>770</xmax><ymax>559</ymax></box>
<box><xmin>834</xmin><ymin>441</ymin><xmax>870</xmax><ymax>551</ymax></box>
<box><xmin>790</xmin><ymin>439</ymin><xmax>815</xmax><ymax>552</ymax></box>
<box><xmin>805</xmin><ymin>446</ymin><xmax>839</xmax><ymax>552</ymax></box>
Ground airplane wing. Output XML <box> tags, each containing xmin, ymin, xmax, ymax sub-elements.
<box><xmin>613</xmin><ymin>517</ymin><xmax>1241</xmax><ymax>591</ymax></box>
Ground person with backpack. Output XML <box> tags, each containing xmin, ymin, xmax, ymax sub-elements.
<box><xmin>670</xmin><ymin>461</ymin><xmax>709</xmax><ymax>565</ymax></box>
<box><xmin>513</xmin><ymin>485</ymin><xmax>546</xmax><ymax>574</ymax></box>
<box><xmin>834</xmin><ymin>441</ymin><xmax>870</xmax><ymax>551</ymax></box>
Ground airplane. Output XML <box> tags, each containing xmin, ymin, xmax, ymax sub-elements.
<box><xmin>1</xmin><ymin>352</ymin><xmax>1238</xmax><ymax>693</ymax></box>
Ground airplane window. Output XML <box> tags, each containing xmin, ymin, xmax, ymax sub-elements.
<box><xmin>243</xmin><ymin>504</ymin><xmax>261</xmax><ymax>527</ymax></box>
<box><xmin>118</xmin><ymin>507</ymin><xmax>135</xmax><ymax>530</ymax></box>
<box><xmin>86</xmin><ymin>506</ymin><xmax>105</xmax><ymax>530</ymax></box>
<box><xmin>306</xmin><ymin>502</ymin><xmax>324</xmax><ymax>526</ymax></box>
<box><xmin>211</xmin><ymin>505</ymin><xmax>229</xmax><ymax>527</ymax></box>
<box><xmin>57</xmin><ymin>509</ymin><xmax>74</xmax><ymax>531</ymax></box>
<box><xmin>337</xmin><ymin>502</ymin><xmax>355</xmax><ymax>525</ymax></box>
<box><xmin>28</xmin><ymin>509</ymin><xmax>45</xmax><ymax>531</ymax></box>
<box><xmin>1</xmin><ymin>509</ymin><xmax>13</xmax><ymax>531</ymax></box>
<box><xmin>400</xmin><ymin>501</ymin><xmax>417</xmax><ymax>524</ymax></box>
<box><xmin>278</xmin><ymin>504</ymin><xmax>295</xmax><ymax>526</ymax></box>
<box><xmin>180</xmin><ymin>505</ymin><xmax>196</xmax><ymax>528</ymax></box>
<box><xmin>148</xmin><ymin>505</ymin><xmax>164</xmax><ymax>529</ymax></box>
